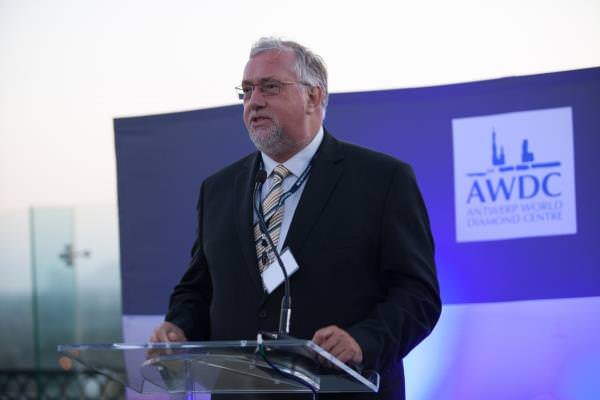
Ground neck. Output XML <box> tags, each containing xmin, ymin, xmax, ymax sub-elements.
<box><xmin>268</xmin><ymin>142</ymin><xmax>306</xmax><ymax>163</ymax></box>
<box><xmin>270</xmin><ymin>153</ymin><xmax>294</xmax><ymax>163</ymax></box>
<box><xmin>268</xmin><ymin>128</ymin><xmax>320</xmax><ymax>163</ymax></box>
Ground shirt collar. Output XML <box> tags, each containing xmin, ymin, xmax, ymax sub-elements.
<box><xmin>261</xmin><ymin>126</ymin><xmax>324</xmax><ymax>177</ymax></box>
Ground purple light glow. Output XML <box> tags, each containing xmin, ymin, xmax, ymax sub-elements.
<box><xmin>404</xmin><ymin>296</ymin><xmax>600</xmax><ymax>399</ymax></box>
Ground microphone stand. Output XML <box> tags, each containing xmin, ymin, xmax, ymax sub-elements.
<box><xmin>253</xmin><ymin>171</ymin><xmax>321</xmax><ymax>400</ymax></box>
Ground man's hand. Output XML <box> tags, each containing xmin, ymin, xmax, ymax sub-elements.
<box><xmin>312</xmin><ymin>325</ymin><xmax>363</xmax><ymax>366</ymax></box>
<box><xmin>149</xmin><ymin>321</ymin><xmax>188</xmax><ymax>343</ymax></box>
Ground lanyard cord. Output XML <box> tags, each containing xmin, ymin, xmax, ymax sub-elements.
<box><xmin>257</xmin><ymin>156</ymin><xmax>315</xmax><ymax>224</ymax></box>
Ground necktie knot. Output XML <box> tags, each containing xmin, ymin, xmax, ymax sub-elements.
<box><xmin>272</xmin><ymin>164</ymin><xmax>290</xmax><ymax>183</ymax></box>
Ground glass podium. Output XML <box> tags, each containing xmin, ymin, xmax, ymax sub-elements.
<box><xmin>57</xmin><ymin>339</ymin><xmax>379</xmax><ymax>397</ymax></box>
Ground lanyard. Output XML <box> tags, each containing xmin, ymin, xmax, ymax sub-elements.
<box><xmin>257</xmin><ymin>156</ymin><xmax>315</xmax><ymax>221</ymax></box>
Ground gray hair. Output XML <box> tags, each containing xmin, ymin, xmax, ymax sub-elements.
<box><xmin>250</xmin><ymin>37</ymin><xmax>329</xmax><ymax>115</ymax></box>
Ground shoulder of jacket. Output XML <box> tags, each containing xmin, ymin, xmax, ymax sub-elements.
<box><xmin>203</xmin><ymin>152</ymin><xmax>257</xmax><ymax>186</ymax></box>
<box><xmin>336</xmin><ymin>138</ymin><xmax>412</xmax><ymax>174</ymax></box>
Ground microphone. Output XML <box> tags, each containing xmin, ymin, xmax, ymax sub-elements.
<box><xmin>253</xmin><ymin>169</ymin><xmax>292</xmax><ymax>337</ymax></box>
<box><xmin>254</xmin><ymin>169</ymin><xmax>268</xmax><ymax>188</ymax></box>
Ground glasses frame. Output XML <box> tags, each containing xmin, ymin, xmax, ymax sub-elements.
<box><xmin>235</xmin><ymin>79</ymin><xmax>312</xmax><ymax>101</ymax></box>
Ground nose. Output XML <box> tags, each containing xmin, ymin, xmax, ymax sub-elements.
<box><xmin>247</xmin><ymin>86</ymin><xmax>267</xmax><ymax>109</ymax></box>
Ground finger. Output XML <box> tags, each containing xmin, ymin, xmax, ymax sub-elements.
<box><xmin>168</xmin><ymin>330</ymin><xmax>186</xmax><ymax>342</ymax></box>
<box><xmin>335</xmin><ymin>348</ymin><xmax>355</xmax><ymax>364</ymax></box>
<box><xmin>315</xmin><ymin>325</ymin><xmax>342</xmax><ymax>347</ymax></box>
<box><xmin>312</xmin><ymin>325</ymin><xmax>337</xmax><ymax>345</ymax></box>
<box><xmin>157</xmin><ymin>328</ymin><xmax>172</xmax><ymax>342</ymax></box>
<box><xmin>329</xmin><ymin>342</ymin><xmax>348</xmax><ymax>359</ymax></box>
<box><xmin>330</xmin><ymin>340</ymin><xmax>357</xmax><ymax>362</ymax></box>
<box><xmin>332</xmin><ymin>344</ymin><xmax>362</xmax><ymax>365</ymax></box>
<box><xmin>320</xmin><ymin>332</ymin><xmax>343</xmax><ymax>353</ymax></box>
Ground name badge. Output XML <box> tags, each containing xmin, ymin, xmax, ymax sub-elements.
<box><xmin>261</xmin><ymin>248</ymin><xmax>299</xmax><ymax>294</ymax></box>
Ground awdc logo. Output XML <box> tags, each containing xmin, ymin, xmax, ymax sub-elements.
<box><xmin>466</xmin><ymin>130</ymin><xmax>562</xmax><ymax>204</ymax></box>
<box><xmin>452</xmin><ymin>107</ymin><xmax>577</xmax><ymax>242</ymax></box>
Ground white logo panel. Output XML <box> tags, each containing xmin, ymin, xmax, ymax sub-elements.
<box><xmin>452</xmin><ymin>107</ymin><xmax>577</xmax><ymax>242</ymax></box>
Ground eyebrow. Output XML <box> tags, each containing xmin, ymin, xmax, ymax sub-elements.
<box><xmin>241</xmin><ymin>77</ymin><xmax>280</xmax><ymax>85</ymax></box>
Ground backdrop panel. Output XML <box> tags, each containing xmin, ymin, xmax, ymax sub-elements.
<box><xmin>115</xmin><ymin>67</ymin><xmax>600</xmax><ymax>313</ymax></box>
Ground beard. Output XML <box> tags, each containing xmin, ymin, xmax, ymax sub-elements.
<box><xmin>247</xmin><ymin>117</ymin><xmax>295</xmax><ymax>159</ymax></box>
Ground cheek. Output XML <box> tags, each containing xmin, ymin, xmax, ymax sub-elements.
<box><xmin>280</xmin><ymin>109</ymin><xmax>303</xmax><ymax>127</ymax></box>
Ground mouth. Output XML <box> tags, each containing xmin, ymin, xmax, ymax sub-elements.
<box><xmin>250</xmin><ymin>115</ymin><xmax>272</xmax><ymax>126</ymax></box>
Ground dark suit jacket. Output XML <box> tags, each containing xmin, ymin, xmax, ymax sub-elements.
<box><xmin>166</xmin><ymin>131</ymin><xmax>441</xmax><ymax>399</ymax></box>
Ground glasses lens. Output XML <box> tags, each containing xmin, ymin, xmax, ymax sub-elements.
<box><xmin>261</xmin><ymin>81</ymin><xmax>281</xmax><ymax>95</ymax></box>
<box><xmin>235</xmin><ymin>86</ymin><xmax>249</xmax><ymax>100</ymax></box>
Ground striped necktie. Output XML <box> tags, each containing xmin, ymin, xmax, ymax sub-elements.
<box><xmin>254</xmin><ymin>164</ymin><xmax>291</xmax><ymax>272</ymax></box>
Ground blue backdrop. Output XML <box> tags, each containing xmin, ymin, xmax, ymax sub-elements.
<box><xmin>115</xmin><ymin>67</ymin><xmax>600</xmax><ymax>314</ymax></box>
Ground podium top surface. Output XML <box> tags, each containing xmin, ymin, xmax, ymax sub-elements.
<box><xmin>57</xmin><ymin>339</ymin><xmax>379</xmax><ymax>394</ymax></box>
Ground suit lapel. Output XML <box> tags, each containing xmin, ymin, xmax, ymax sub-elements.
<box><xmin>284</xmin><ymin>131</ymin><xmax>344</xmax><ymax>254</ymax></box>
<box><xmin>234</xmin><ymin>152</ymin><xmax>266</xmax><ymax>297</ymax></box>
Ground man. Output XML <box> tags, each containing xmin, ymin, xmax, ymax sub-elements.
<box><xmin>151</xmin><ymin>37</ymin><xmax>441</xmax><ymax>399</ymax></box>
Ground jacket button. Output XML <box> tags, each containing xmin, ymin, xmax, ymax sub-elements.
<box><xmin>258</xmin><ymin>309</ymin><xmax>267</xmax><ymax>318</ymax></box>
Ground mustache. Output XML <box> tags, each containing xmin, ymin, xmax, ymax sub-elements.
<box><xmin>248</xmin><ymin>112</ymin><xmax>274</xmax><ymax>121</ymax></box>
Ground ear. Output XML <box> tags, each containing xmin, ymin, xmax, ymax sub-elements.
<box><xmin>305</xmin><ymin>86</ymin><xmax>324</xmax><ymax>115</ymax></box>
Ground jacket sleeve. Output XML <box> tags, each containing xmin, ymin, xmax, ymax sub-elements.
<box><xmin>346</xmin><ymin>163</ymin><xmax>441</xmax><ymax>371</ymax></box>
<box><xmin>165</xmin><ymin>181</ymin><xmax>213</xmax><ymax>340</ymax></box>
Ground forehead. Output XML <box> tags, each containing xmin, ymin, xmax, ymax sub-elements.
<box><xmin>242</xmin><ymin>50</ymin><xmax>298</xmax><ymax>82</ymax></box>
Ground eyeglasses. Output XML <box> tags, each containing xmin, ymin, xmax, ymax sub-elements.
<box><xmin>235</xmin><ymin>79</ymin><xmax>311</xmax><ymax>101</ymax></box>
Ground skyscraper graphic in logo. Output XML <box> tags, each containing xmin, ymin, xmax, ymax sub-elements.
<box><xmin>452</xmin><ymin>107</ymin><xmax>576</xmax><ymax>242</ymax></box>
